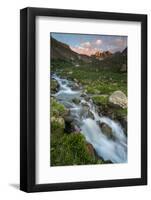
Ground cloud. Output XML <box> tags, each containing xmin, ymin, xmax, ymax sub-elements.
<box><xmin>106</xmin><ymin>37</ymin><xmax>127</xmax><ymax>52</ymax></box>
<box><xmin>71</xmin><ymin>39</ymin><xmax>103</xmax><ymax>56</ymax></box>
<box><xmin>114</xmin><ymin>38</ymin><xmax>127</xmax><ymax>47</ymax></box>
<box><xmin>95</xmin><ymin>39</ymin><xmax>102</xmax><ymax>46</ymax></box>
<box><xmin>80</xmin><ymin>41</ymin><xmax>91</xmax><ymax>48</ymax></box>
<box><xmin>70</xmin><ymin>37</ymin><xmax>127</xmax><ymax>55</ymax></box>
<box><xmin>71</xmin><ymin>46</ymin><xmax>99</xmax><ymax>56</ymax></box>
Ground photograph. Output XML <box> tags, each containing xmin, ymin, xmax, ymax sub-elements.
<box><xmin>50</xmin><ymin>32</ymin><xmax>128</xmax><ymax>166</ymax></box>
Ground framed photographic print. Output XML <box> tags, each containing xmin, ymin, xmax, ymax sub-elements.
<box><xmin>20</xmin><ymin>7</ymin><xmax>147</xmax><ymax>192</ymax></box>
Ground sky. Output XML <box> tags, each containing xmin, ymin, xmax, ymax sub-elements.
<box><xmin>51</xmin><ymin>32</ymin><xmax>127</xmax><ymax>56</ymax></box>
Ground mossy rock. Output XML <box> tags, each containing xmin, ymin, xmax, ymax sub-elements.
<box><xmin>86</xmin><ymin>143</ymin><xmax>96</xmax><ymax>158</ymax></box>
<box><xmin>100</xmin><ymin>122</ymin><xmax>113</xmax><ymax>138</ymax></box>
<box><xmin>51</xmin><ymin>116</ymin><xmax>65</xmax><ymax>135</ymax></box>
<box><xmin>51</xmin><ymin>98</ymin><xmax>69</xmax><ymax>117</ymax></box>
<box><xmin>109</xmin><ymin>90</ymin><xmax>127</xmax><ymax>109</ymax></box>
<box><xmin>51</xmin><ymin>79</ymin><xmax>59</xmax><ymax>93</ymax></box>
<box><xmin>72</xmin><ymin>98</ymin><xmax>80</xmax><ymax>104</ymax></box>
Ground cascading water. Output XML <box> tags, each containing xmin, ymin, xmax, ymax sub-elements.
<box><xmin>52</xmin><ymin>74</ymin><xmax>127</xmax><ymax>163</ymax></box>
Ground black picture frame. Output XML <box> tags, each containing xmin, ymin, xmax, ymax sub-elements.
<box><xmin>20</xmin><ymin>7</ymin><xmax>147</xmax><ymax>192</ymax></box>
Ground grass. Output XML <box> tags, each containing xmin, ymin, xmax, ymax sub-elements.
<box><xmin>114</xmin><ymin>108</ymin><xmax>127</xmax><ymax>119</ymax></box>
<box><xmin>51</xmin><ymin>132</ymin><xmax>104</xmax><ymax>166</ymax></box>
<box><xmin>92</xmin><ymin>95</ymin><xmax>108</xmax><ymax>106</ymax></box>
<box><xmin>51</xmin><ymin>60</ymin><xmax>127</xmax><ymax>96</ymax></box>
<box><xmin>51</xmin><ymin>97</ymin><xmax>68</xmax><ymax>117</ymax></box>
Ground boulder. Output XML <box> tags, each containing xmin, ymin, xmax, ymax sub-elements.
<box><xmin>86</xmin><ymin>143</ymin><xmax>95</xmax><ymax>158</ymax></box>
<box><xmin>51</xmin><ymin>116</ymin><xmax>65</xmax><ymax>134</ymax></box>
<box><xmin>71</xmin><ymin>82</ymin><xmax>80</xmax><ymax>90</ymax></box>
<box><xmin>84</xmin><ymin>95</ymin><xmax>90</xmax><ymax>101</ymax></box>
<box><xmin>63</xmin><ymin>109</ymin><xmax>74</xmax><ymax>123</ymax></box>
<box><xmin>72</xmin><ymin>98</ymin><xmax>81</xmax><ymax>104</ymax></box>
<box><xmin>119</xmin><ymin>116</ymin><xmax>127</xmax><ymax>135</ymax></box>
<box><xmin>99</xmin><ymin>122</ymin><xmax>113</xmax><ymax>139</ymax></box>
<box><xmin>80</xmin><ymin>92</ymin><xmax>87</xmax><ymax>98</ymax></box>
<box><xmin>80</xmin><ymin>100</ymin><xmax>89</xmax><ymax>107</ymax></box>
<box><xmin>87</xmin><ymin>110</ymin><xmax>95</xmax><ymax>119</ymax></box>
<box><xmin>64</xmin><ymin>121</ymin><xmax>75</xmax><ymax>133</ymax></box>
<box><xmin>51</xmin><ymin>116</ymin><xmax>65</xmax><ymax>128</ymax></box>
<box><xmin>109</xmin><ymin>91</ymin><xmax>127</xmax><ymax>109</ymax></box>
<box><xmin>64</xmin><ymin>115</ymin><xmax>73</xmax><ymax>123</ymax></box>
<box><xmin>51</xmin><ymin>79</ymin><xmax>59</xmax><ymax>93</ymax></box>
<box><xmin>73</xmin><ymin>78</ymin><xmax>78</xmax><ymax>83</ymax></box>
<box><xmin>62</xmin><ymin>108</ymin><xmax>70</xmax><ymax>117</ymax></box>
<box><xmin>80</xmin><ymin>92</ymin><xmax>90</xmax><ymax>101</ymax></box>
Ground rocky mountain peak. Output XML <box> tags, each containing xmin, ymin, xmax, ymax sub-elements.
<box><xmin>92</xmin><ymin>50</ymin><xmax>112</xmax><ymax>60</ymax></box>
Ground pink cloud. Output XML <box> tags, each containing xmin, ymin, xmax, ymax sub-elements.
<box><xmin>95</xmin><ymin>39</ymin><xmax>102</xmax><ymax>46</ymax></box>
<box><xmin>71</xmin><ymin>46</ymin><xmax>99</xmax><ymax>56</ymax></box>
<box><xmin>80</xmin><ymin>41</ymin><xmax>91</xmax><ymax>48</ymax></box>
<box><xmin>71</xmin><ymin>40</ymin><xmax>103</xmax><ymax>56</ymax></box>
<box><xmin>112</xmin><ymin>38</ymin><xmax>127</xmax><ymax>48</ymax></box>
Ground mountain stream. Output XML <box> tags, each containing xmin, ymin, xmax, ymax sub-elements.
<box><xmin>52</xmin><ymin>74</ymin><xmax>127</xmax><ymax>163</ymax></box>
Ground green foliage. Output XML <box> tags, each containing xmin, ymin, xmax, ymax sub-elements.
<box><xmin>51</xmin><ymin>79</ymin><xmax>58</xmax><ymax>93</ymax></box>
<box><xmin>85</xmin><ymin>87</ymin><xmax>100</xmax><ymax>94</ymax></box>
<box><xmin>52</xmin><ymin>60</ymin><xmax>127</xmax><ymax>96</ymax></box>
<box><xmin>92</xmin><ymin>95</ymin><xmax>108</xmax><ymax>106</ymax></box>
<box><xmin>114</xmin><ymin>108</ymin><xmax>127</xmax><ymax>119</ymax></box>
<box><xmin>51</xmin><ymin>98</ymin><xmax>67</xmax><ymax>135</ymax></box>
<box><xmin>51</xmin><ymin>59</ymin><xmax>73</xmax><ymax>71</ymax></box>
<box><xmin>51</xmin><ymin>98</ymin><xmax>68</xmax><ymax>117</ymax></box>
<box><xmin>51</xmin><ymin>116</ymin><xmax>65</xmax><ymax>135</ymax></box>
<box><xmin>51</xmin><ymin>133</ymin><xmax>104</xmax><ymax>166</ymax></box>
